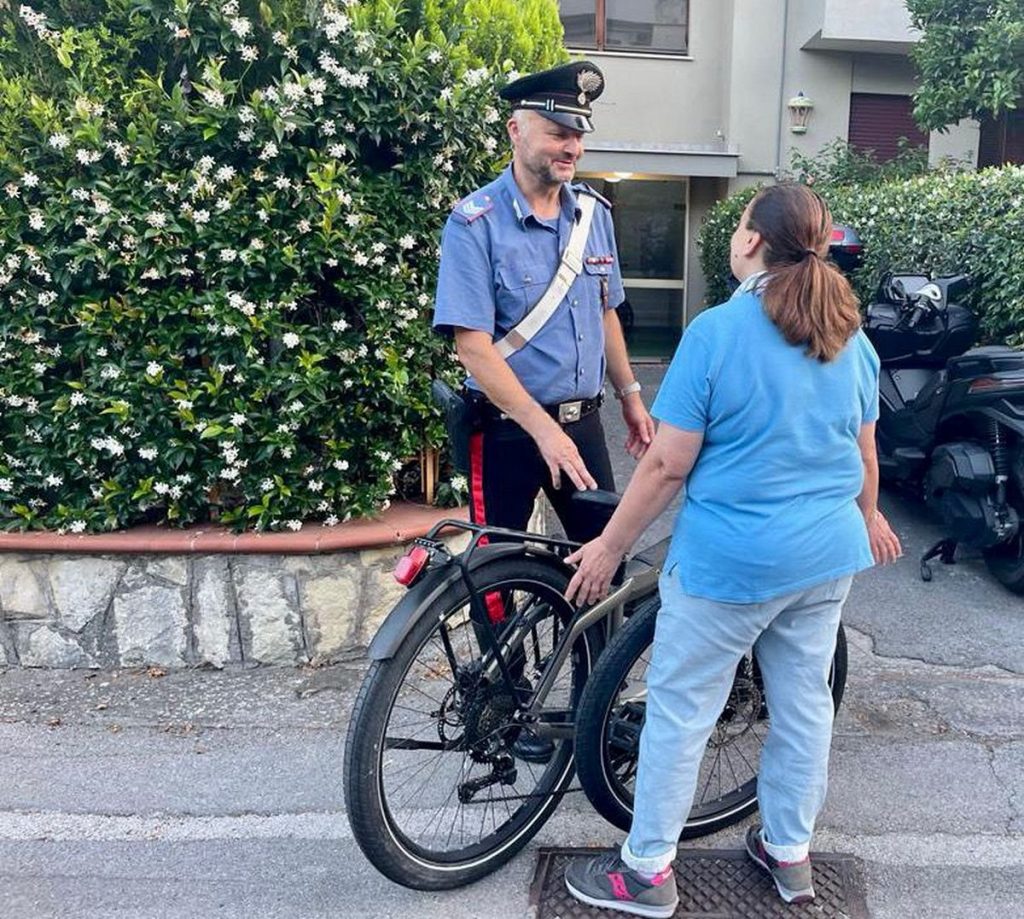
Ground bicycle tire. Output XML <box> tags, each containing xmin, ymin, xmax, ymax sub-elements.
<box><xmin>574</xmin><ymin>594</ymin><xmax>848</xmax><ymax>838</ymax></box>
<box><xmin>344</xmin><ymin>553</ymin><xmax>595</xmax><ymax>889</ymax></box>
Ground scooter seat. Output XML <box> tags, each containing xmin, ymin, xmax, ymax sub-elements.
<box><xmin>947</xmin><ymin>346</ymin><xmax>1024</xmax><ymax>382</ymax></box>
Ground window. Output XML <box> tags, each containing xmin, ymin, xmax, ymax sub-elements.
<box><xmin>978</xmin><ymin>111</ymin><xmax>1024</xmax><ymax>167</ymax></box>
<box><xmin>848</xmin><ymin>93</ymin><xmax>929</xmax><ymax>163</ymax></box>
<box><xmin>560</xmin><ymin>0</ymin><xmax>689</xmax><ymax>55</ymax></box>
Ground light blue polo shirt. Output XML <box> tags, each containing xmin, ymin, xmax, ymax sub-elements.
<box><xmin>653</xmin><ymin>289</ymin><xmax>880</xmax><ymax>603</ymax></box>
<box><xmin>433</xmin><ymin>165</ymin><xmax>624</xmax><ymax>405</ymax></box>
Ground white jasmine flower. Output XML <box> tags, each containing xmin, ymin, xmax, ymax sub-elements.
<box><xmin>259</xmin><ymin>142</ymin><xmax>279</xmax><ymax>160</ymax></box>
<box><xmin>282</xmin><ymin>332</ymin><xmax>300</xmax><ymax>348</ymax></box>
<box><xmin>145</xmin><ymin>212</ymin><xmax>167</xmax><ymax>228</ymax></box>
<box><xmin>215</xmin><ymin>165</ymin><xmax>236</xmax><ymax>183</ymax></box>
<box><xmin>238</xmin><ymin>107</ymin><xmax>256</xmax><ymax>124</ymax></box>
<box><xmin>28</xmin><ymin>211</ymin><xmax>45</xmax><ymax>231</ymax></box>
<box><xmin>273</xmin><ymin>176</ymin><xmax>291</xmax><ymax>190</ymax></box>
<box><xmin>219</xmin><ymin>248</ymin><xmax>237</xmax><ymax>263</ymax></box>
<box><xmin>21</xmin><ymin>172</ymin><xmax>39</xmax><ymax>188</ymax></box>
<box><xmin>345</xmin><ymin>213</ymin><xmax>361</xmax><ymax>227</ymax></box>
<box><xmin>193</xmin><ymin>209</ymin><xmax>210</xmax><ymax>225</ymax></box>
<box><xmin>328</xmin><ymin>143</ymin><xmax>346</xmax><ymax>158</ymax></box>
<box><xmin>230</xmin><ymin>413</ymin><xmax>246</xmax><ymax>426</ymax></box>
<box><xmin>229</xmin><ymin>16</ymin><xmax>251</xmax><ymax>37</ymax></box>
<box><xmin>285</xmin><ymin>519</ymin><xmax>302</xmax><ymax>531</ymax></box>
<box><xmin>333</xmin><ymin>459</ymin><xmax>349</xmax><ymax>471</ymax></box>
<box><xmin>353</xmin><ymin>251</ymin><xmax>368</xmax><ymax>266</ymax></box>
<box><xmin>331</xmin><ymin>318</ymin><xmax>349</xmax><ymax>332</ymax></box>
<box><xmin>45</xmin><ymin>474</ymin><xmax>63</xmax><ymax>487</ymax></box>
<box><xmin>146</xmin><ymin>361</ymin><xmax>162</xmax><ymax>376</ymax></box>
<box><xmin>48</xmin><ymin>132</ymin><xmax>70</xmax><ymax>150</ymax></box>
<box><xmin>309</xmin><ymin>480</ymin><xmax>323</xmax><ymax>492</ymax></box>
<box><xmin>0</xmin><ymin>477</ymin><xmax>13</xmax><ymax>491</ymax></box>
<box><xmin>398</xmin><ymin>234</ymin><xmax>415</xmax><ymax>250</ymax></box>
<box><xmin>100</xmin><ymin>365</ymin><xmax>121</xmax><ymax>380</ymax></box>
<box><xmin>70</xmin><ymin>392</ymin><xmax>87</xmax><ymax>407</ymax></box>
<box><xmin>240</xmin><ymin>44</ymin><xmax>259</xmax><ymax>62</ymax></box>
<box><xmin>325</xmin><ymin>514</ymin><xmax>339</xmax><ymax>526</ymax></box>
<box><xmin>4</xmin><ymin>183</ymin><xmax>19</xmax><ymax>198</ymax></box>
<box><xmin>139</xmin><ymin>447</ymin><xmax>158</xmax><ymax>460</ymax></box>
<box><xmin>69</xmin><ymin>520</ymin><xmax>87</xmax><ymax>534</ymax></box>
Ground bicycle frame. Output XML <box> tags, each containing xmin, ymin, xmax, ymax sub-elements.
<box><xmin>402</xmin><ymin>518</ymin><xmax>663</xmax><ymax>742</ymax></box>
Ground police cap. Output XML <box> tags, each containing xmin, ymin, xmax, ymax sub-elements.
<box><xmin>498</xmin><ymin>61</ymin><xmax>604</xmax><ymax>134</ymax></box>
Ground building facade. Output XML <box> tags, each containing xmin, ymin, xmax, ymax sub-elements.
<box><xmin>558</xmin><ymin>0</ymin><xmax>981</xmax><ymax>356</ymax></box>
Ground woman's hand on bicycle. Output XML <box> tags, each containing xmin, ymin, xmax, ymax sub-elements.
<box><xmin>565</xmin><ymin>536</ymin><xmax>621</xmax><ymax>606</ymax></box>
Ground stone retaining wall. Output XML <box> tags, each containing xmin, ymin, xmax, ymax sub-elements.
<box><xmin>0</xmin><ymin>537</ymin><xmax>467</xmax><ymax>669</ymax></box>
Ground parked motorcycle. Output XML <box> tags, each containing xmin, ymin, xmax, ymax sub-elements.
<box><xmin>862</xmin><ymin>272</ymin><xmax>1024</xmax><ymax>592</ymax></box>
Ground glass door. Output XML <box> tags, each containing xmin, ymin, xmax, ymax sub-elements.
<box><xmin>586</xmin><ymin>176</ymin><xmax>687</xmax><ymax>359</ymax></box>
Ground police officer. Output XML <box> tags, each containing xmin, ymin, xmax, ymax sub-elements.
<box><xmin>433</xmin><ymin>61</ymin><xmax>655</xmax><ymax>542</ymax></box>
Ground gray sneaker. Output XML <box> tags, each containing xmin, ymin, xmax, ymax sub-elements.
<box><xmin>564</xmin><ymin>849</ymin><xmax>678</xmax><ymax>918</ymax></box>
<box><xmin>744</xmin><ymin>825</ymin><xmax>815</xmax><ymax>904</ymax></box>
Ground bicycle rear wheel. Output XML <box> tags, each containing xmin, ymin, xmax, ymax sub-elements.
<box><xmin>574</xmin><ymin>594</ymin><xmax>848</xmax><ymax>837</ymax></box>
<box><xmin>344</xmin><ymin>553</ymin><xmax>594</xmax><ymax>889</ymax></box>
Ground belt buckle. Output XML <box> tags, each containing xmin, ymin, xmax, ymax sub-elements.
<box><xmin>558</xmin><ymin>400</ymin><xmax>583</xmax><ymax>424</ymax></box>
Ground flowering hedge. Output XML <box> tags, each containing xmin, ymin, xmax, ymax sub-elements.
<box><xmin>698</xmin><ymin>166</ymin><xmax>1024</xmax><ymax>346</ymax></box>
<box><xmin>0</xmin><ymin>0</ymin><xmax>564</xmax><ymax>532</ymax></box>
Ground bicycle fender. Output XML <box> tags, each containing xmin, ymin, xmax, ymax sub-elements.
<box><xmin>367</xmin><ymin>543</ymin><xmax>562</xmax><ymax>661</ymax></box>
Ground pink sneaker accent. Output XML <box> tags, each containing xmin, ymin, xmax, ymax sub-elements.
<box><xmin>650</xmin><ymin>867</ymin><xmax>674</xmax><ymax>887</ymax></box>
<box><xmin>608</xmin><ymin>872</ymin><xmax>633</xmax><ymax>900</ymax></box>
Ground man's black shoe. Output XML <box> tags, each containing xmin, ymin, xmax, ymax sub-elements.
<box><xmin>511</xmin><ymin>729</ymin><xmax>555</xmax><ymax>763</ymax></box>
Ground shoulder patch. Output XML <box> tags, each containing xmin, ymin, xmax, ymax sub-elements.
<box><xmin>451</xmin><ymin>194</ymin><xmax>494</xmax><ymax>225</ymax></box>
<box><xmin>573</xmin><ymin>182</ymin><xmax>612</xmax><ymax>209</ymax></box>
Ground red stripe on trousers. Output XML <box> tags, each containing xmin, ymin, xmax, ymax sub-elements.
<box><xmin>468</xmin><ymin>431</ymin><xmax>506</xmax><ymax>625</ymax></box>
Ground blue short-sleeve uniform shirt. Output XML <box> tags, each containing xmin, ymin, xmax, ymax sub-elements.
<box><xmin>652</xmin><ymin>289</ymin><xmax>881</xmax><ymax>603</ymax></box>
<box><xmin>433</xmin><ymin>165</ymin><xmax>624</xmax><ymax>405</ymax></box>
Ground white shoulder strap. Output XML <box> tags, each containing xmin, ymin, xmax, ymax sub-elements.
<box><xmin>494</xmin><ymin>194</ymin><xmax>598</xmax><ymax>359</ymax></box>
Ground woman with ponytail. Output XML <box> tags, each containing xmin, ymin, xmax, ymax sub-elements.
<box><xmin>562</xmin><ymin>184</ymin><xmax>902</xmax><ymax>917</ymax></box>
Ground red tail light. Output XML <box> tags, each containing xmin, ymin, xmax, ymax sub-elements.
<box><xmin>394</xmin><ymin>545</ymin><xmax>430</xmax><ymax>586</ymax></box>
<box><xmin>831</xmin><ymin>229</ymin><xmax>845</xmax><ymax>241</ymax></box>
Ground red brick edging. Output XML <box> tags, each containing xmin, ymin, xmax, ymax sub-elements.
<box><xmin>0</xmin><ymin>502</ymin><xmax>469</xmax><ymax>555</ymax></box>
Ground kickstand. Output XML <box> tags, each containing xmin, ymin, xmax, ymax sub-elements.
<box><xmin>920</xmin><ymin>538</ymin><xmax>957</xmax><ymax>582</ymax></box>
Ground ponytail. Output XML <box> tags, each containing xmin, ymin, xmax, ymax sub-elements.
<box><xmin>746</xmin><ymin>185</ymin><xmax>861</xmax><ymax>362</ymax></box>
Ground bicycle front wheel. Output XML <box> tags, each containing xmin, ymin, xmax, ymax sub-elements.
<box><xmin>344</xmin><ymin>554</ymin><xmax>594</xmax><ymax>889</ymax></box>
<box><xmin>574</xmin><ymin>594</ymin><xmax>848</xmax><ymax>838</ymax></box>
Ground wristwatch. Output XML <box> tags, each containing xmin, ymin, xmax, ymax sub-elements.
<box><xmin>613</xmin><ymin>380</ymin><xmax>642</xmax><ymax>400</ymax></box>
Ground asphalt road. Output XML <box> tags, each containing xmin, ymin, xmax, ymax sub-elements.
<box><xmin>2</xmin><ymin>367</ymin><xmax>1023</xmax><ymax>918</ymax></box>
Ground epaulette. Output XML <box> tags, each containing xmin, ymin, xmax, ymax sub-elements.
<box><xmin>451</xmin><ymin>193</ymin><xmax>494</xmax><ymax>225</ymax></box>
<box><xmin>572</xmin><ymin>182</ymin><xmax>612</xmax><ymax>209</ymax></box>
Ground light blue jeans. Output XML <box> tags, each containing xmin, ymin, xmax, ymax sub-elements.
<box><xmin>621</xmin><ymin>565</ymin><xmax>852</xmax><ymax>873</ymax></box>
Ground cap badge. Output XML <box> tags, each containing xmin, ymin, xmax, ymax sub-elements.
<box><xmin>576</xmin><ymin>69</ymin><xmax>603</xmax><ymax>105</ymax></box>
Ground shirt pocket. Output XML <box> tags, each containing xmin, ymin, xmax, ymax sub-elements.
<box><xmin>581</xmin><ymin>260</ymin><xmax>611</xmax><ymax>308</ymax></box>
<box><xmin>495</xmin><ymin>261</ymin><xmax>549</xmax><ymax>327</ymax></box>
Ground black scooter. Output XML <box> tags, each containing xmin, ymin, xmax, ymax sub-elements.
<box><xmin>862</xmin><ymin>272</ymin><xmax>1024</xmax><ymax>592</ymax></box>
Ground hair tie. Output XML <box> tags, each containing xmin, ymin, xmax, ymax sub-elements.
<box><xmin>803</xmin><ymin>249</ymin><xmax>819</xmax><ymax>259</ymax></box>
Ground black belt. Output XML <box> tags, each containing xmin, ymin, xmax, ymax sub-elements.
<box><xmin>476</xmin><ymin>393</ymin><xmax>603</xmax><ymax>425</ymax></box>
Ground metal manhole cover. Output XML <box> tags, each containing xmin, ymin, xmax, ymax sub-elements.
<box><xmin>528</xmin><ymin>847</ymin><xmax>869</xmax><ymax>919</ymax></box>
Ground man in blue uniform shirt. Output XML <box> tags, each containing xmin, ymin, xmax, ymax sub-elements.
<box><xmin>434</xmin><ymin>61</ymin><xmax>655</xmax><ymax>542</ymax></box>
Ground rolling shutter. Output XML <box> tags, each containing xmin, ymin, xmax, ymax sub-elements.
<box><xmin>848</xmin><ymin>93</ymin><xmax>929</xmax><ymax>163</ymax></box>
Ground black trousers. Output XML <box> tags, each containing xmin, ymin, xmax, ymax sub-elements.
<box><xmin>467</xmin><ymin>408</ymin><xmax>616</xmax><ymax>544</ymax></box>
